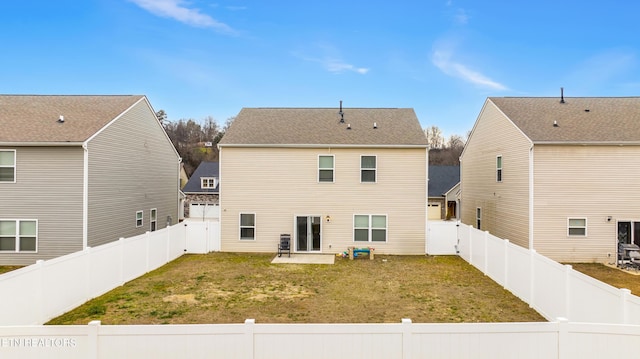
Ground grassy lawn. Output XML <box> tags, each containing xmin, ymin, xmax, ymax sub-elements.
<box><xmin>0</xmin><ymin>266</ymin><xmax>22</xmax><ymax>275</ymax></box>
<box><xmin>47</xmin><ymin>253</ymin><xmax>545</xmax><ymax>325</ymax></box>
<box><xmin>571</xmin><ymin>263</ymin><xmax>640</xmax><ymax>296</ymax></box>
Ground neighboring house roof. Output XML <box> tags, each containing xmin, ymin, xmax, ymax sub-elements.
<box><xmin>219</xmin><ymin>107</ymin><xmax>428</xmax><ymax>147</ymax></box>
<box><xmin>0</xmin><ymin>95</ymin><xmax>145</xmax><ymax>144</ymax></box>
<box><xmin>489</xmin><ymin>97</ymin><xmax>640</xmax><ymax>144</ymax></box>
<box><xmin>183</xmin><ymin>161</ymin><xmax>219</xmax><ymax>194</ymax></box>
<box><xmin>428</xmin><ymin>165</ymin><xmax>460</xmax><ymax>197</ymax></box>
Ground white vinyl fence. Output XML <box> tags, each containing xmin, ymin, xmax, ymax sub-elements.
<box><xmin>456</xmin><ymin>223</ymin><xmax>640</xmax><ymax>325</ymax></box>
<box><xmin>0</xmin><ymin>221</ymin><xmax>219</xmax><ymax>326</ymax></box>
<box><xmin>1</xmin><ymin>319</ymin><xmax>639</xmax><ymax>359</ymax></box>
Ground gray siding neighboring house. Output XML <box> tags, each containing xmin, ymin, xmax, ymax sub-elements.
<box><xmin>182</xmin><ymin>161</ymin><xmax>219</xmax><ymax>219</ymax></box>
<box><xmin>461</xmin><ymin>96</ymin><xmax>640</xmax><ymax>263</ymax></box>
<box><xmin>0</xmin><ymin>95</ymin><xmax>180</xmax><ymax>265</ymax></box>
<box><xmin>218</xmin><ymin>107</ymin><xmax>429</xmax><ymax>255</ymax></box>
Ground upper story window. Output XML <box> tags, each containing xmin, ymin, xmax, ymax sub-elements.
<box><xmin>361</xmin><ymin>155</ymin><xmax>377</xmax><ymax>183</ymax></box>
<box><xmin>496</xmin><ymin>155</ymin><xmax>502</xmax><ymax>182</ymax></box>
<box><xmin>0</xmin><ymin>150</ymin><xmax>16</xmax><ymax>183</ymax></box>
<box><xmin>318</xmin><ymin>155</ymin><xmax>334</xmax><ymax>182</ymax></box>
<box><xmin>201</xmin><ymin>177</ymin><xmax>218</xmax><ymax>189</ymax></box>
<box><xmin>0</xmin><ymin>219</ymin><xmax>37</xmax><ymax>252</ymax></box>
<box><xmin>568</xmin><ymin>218</ymin><xmax>587</xmax><ymax>236</ymax></box>
<box><xmin>136</xmin><ymin>210</ymin><xmax>143</xmax><ymax>228</ymax></box>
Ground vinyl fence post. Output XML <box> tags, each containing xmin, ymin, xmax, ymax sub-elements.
<box><xmin>402</xmin><ymin>318</ymin><xmax>412</xmax><ymax>359</ymax></box>
<box><xmin>244</xmin><ymin>319</ymin><xmax>255</xmax><ymax>359</ymax></box>
<box><xmin>564</xmin><ymin>265</ymin><xmax>572</xmax><ymax>320</ymax></box>
<box><xmin>119</xmin><ymin>238</ymin><xmax>125</xmax><ymax>285</ymax></box>
<box><xmin>87</xmin><ymin>320</ymin><xmax>101</xmax><ymax>359</ymax></box>
<box><xmin>556</xmin><ymin>318</ymin><xmax>569</xmax><ymax>359</ymax></box>
<box><xmin>483</xmin><ymin>231</ymin><xmax>489</xmax><ymax>275</ymax></box>
<box><xmin>503</xmin><ymin>239</ymin><xmax>509</xmax><ymax>288</ymax></box>
<box><xmin>530</xmin><ymin>249</ymin><xmax>537</xmax><ymax>308</ymax></box>
<box><xmin>620</xmin><ymin>288</ymin><xmax>632</xmax><ymax>324</ymax></box>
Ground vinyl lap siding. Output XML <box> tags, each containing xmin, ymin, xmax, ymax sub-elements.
<box><xmin>533</xmin><ymin>145</ymin><xmax>640</xmax><ymax>262</ymax></box>
<box><xmin>86</xmin><ymin>100</ymin><xmax>179</xmax><ymax>247</ymax></box>
<box><xmin>0</xmin><ymin>146</ymin><xmax>84</xmax><ymax>265</ymax></box>
<box><xmin>461</xmin><ymin>100</ymin><xmax>531</xmax><ymax>248</ymax></box>
<box><xmin>220</xmin><ymin>147</ymin><xmax>427</xmax><ymax>254</ymax></box>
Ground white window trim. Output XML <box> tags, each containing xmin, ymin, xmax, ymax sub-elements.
<box><xmin>0</xmin><ymin>149</ymin><xmax>16</xmax><ymax>183</ymax></box>
<box><xmin>136</xmin><ymin>210</ymin><xmax>143</xmax><ymax>228</ymax></box>
<box><xmin>239</xmin><ymin>212</ymin><xmax>256</xmax><ymax>241</ymax></box>
<box><xmin>353</xmin><ymin>214</ymin><xmax>387</xmax><ymax>243</ymax></box>
<box><xmin>360</xmin><ymin>155</ymin><xmax>377</xmax><ymax>183</ymax></box>
<box><xmin>496</xmin><ymin>155</ymin><xmax>502</xmax><ymax>183</ymax></box>
<box><xmin>0</xmin><ymin>219</ymin><xmax>38</xmax><ymax>253</ymax></box>
<box><xmin>150</xmin><ymin>208</ymin><xmax>157</xmax><ymax>232</ymax></box>
<box><xmin>567</xmin><ymin>217</ymin><xmax>587</xmax><ymax>237</ymax></box>
<box><xmin>201</xmin><ymin>177</ymin><xmax>218</xmax><ymax>189</ymax></box>
<box><xmin>318</xmin><ymin>154</ymin><xmax>335</xmax><ymax>183</ymax></box>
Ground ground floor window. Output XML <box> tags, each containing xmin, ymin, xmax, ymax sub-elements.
<box><xmin>568</xmin><ymin>218</ymin><xmax>587</xmax><ymax>236</ymax></box>
<box><xmin>354</xmin><ymin>214</ymin><xmax>387</xmax><ymax>242</ymax></box>
<box><xmin>240</xmin><ymin>213</ymin><xmax>256</xmax><ymax>240</ymax></box>
<box><xmin>0</xmin><ymin>219</ymin><xmax>37</xmax><ymax>252</ymax></box>
<box><xmin>476</xmin><ymin>208</ymin><xmax>482</xmax><ymax>230</ymax></box>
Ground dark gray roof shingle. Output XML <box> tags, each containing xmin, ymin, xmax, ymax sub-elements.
<box><xmin>428</xmin><ymin>165</ymin><xmax>460</xmax><ymax>197</ymax></box>
<box><xmin>489</xmin><ymin>97</ymin><xmax>640</xmax><ymax>143</ymax></box>
<box><xmin>219</xmin><ymin>107</ymin><xmax>428</xmax><ymax>146</ymax></box>
<box><xmin>0</xmin><ymin>95</ymin><xmax>145</xmax><ymax>143</ymax></box>
<box><xmin>183</xmin><ymin>161</ymin><xmax>219</xmax><ymax>194</ymax></box>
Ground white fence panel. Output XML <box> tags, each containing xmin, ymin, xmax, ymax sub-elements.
<box><xmin>0</xmin><ymin>265</ymin><xmax>43</xmax><ymax>325</ymax></box>
<box><xmin>457</xmin><ymin>223</ymin><xmax>640</xmax><ymax>324</ymax></box>
<box><xmin>1</xmin><ymin>320</ymin><xmax>639</xmax><ymax>359</ymax></box>
<box><xmin>0</xmin><ymin>221</ymin><xmax>218</xmax><ymax>326</ymax></box>
<box><xmin>426</xmin><ymin>221</ymin><xmax>458</xmax><ymax>255</ymax></box>
<box><xmin>40</xmin><ymin>251</ymin><xmax>91</xmax><ymax>322</ymax></box>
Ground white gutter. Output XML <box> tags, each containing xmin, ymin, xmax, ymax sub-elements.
<box><xmin>0</xmin><ymin>142</ymin><xmax>84</xmax><ymax>147</ymax></box>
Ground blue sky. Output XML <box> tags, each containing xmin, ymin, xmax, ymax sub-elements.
<box><xmin>1</xmin><ymin>1</ymin><xmax>639</xmax><ymax>138</ymax></box>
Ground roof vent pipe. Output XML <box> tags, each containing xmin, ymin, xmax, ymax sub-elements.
<box><xmin>373</xmin><ymin>122</ymin><xmax>377</xmax><ymax>129</ymax></box>
<box><xmin>347</xmin><ymin>123</ymin><xmax>351</xmax><ymax>130</ymax></box>
<box><xmin>58</xmin><ymin>115</ymin><xmax>64</xmax><ymax>123</ymax></box>
<box><xmin>338</xmin><ymin>100</ymin><xmax>344</xmax><ymax>123</ymax></box>
<box><xmin>560</xmin><ymin>87</ymin><xmax>565</xmax><ymax>104</ymax></box>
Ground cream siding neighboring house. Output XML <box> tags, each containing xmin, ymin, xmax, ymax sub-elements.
<box><xmin>0</xmin><ymin>95</ymin><xmax>180</xmax><ymax>265</ymax></box>
<box><xmin>461</xmin><ymin>96</ymin><xmax>640</xmax><ymax>263</ymax></box>
<box><xmin>218</xmin><ymin>107</ymin><xmax>428</xmax><ymax>255</ymax></box>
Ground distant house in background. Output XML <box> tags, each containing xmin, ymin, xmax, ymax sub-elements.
<box><xmin>461</xmin><ymin>96</ymin><xmax>640</xmax><ymax>263</ymax></box>
<box><xmin>428</xmin><ymin>165</ymin><xmax>460</xmax><ymax>220</ymax></box>
<box><xmin>218</xmin><ymin>106</ymin><xmax>428</xmax><ymax>255</ymax></box>
<box><xmin>0</xmin><ymin>95</ymin><xmax>180</xmax><ymax>265</ymax></box>
<box><xmin>179</xmin><ymin>163</ymin><xmax>189</xmax><ymax>189</ymax></box>
<box><xmin>182</xmin><ymin>161</ymin><xmax>219</xmax><ymax>220</ymax></box>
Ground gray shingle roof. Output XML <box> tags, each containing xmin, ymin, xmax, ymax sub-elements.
<box><xmin>0</xmin><ymin>95</ymin><xmax>145</xmax><ymax>143</ymax></box>
<box><xmin>489</xmin><ymin>97</ymin><xmax>640</xmax><ymax>143</ymax></box>
<box><xmin>183</xmin><ymin>161</ymin><xmax>219</xmax><ymax>194</ymax></box>
<box><xmin>219</xmin><ymin>107</ymin><xmax>428</xmax><ymax>146</ymax></box>
<box><xmin>428</xmin><ymin>165</ymin><xmax>460</xmax><ymax>197</ymax></box>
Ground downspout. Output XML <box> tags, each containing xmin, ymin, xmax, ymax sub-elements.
<box><xmin>425</xmin><ymin>147</ymin><xmax>429</xmax><ymax>254</ymax></box>
<box><xmin>528</xmin><ymin>144</ymin><xmax>534</xmax><ymax>249</ymax></box>
<box><xmin>82</xmin><ymin>143</ymin><xmax>89</xmax><ymax>249</ymax></box>
<box><xmin>177</xmin><ymin>157</ymin><xmax>182</xmax><ymax>223</ymax></box>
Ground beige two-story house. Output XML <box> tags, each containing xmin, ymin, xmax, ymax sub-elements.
<box><xmin>218</xmin><ymin>107</ymin><xmax>429</xmax><ymax>255</ymax></box>
<box><xmin>461</xmin><ymin>96</ymin><xmax>640</xmax><ymax>263</ymax></box>
<box><xmin>0</xmin><ymin>95</ymin><xmax>181</xmax><ymax>265</ymax></box>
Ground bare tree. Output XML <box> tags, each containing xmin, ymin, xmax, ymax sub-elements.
<box><xmin>425</xmin><ymin>125</ymin><xmax>444</xmax><ymax>149</ymax></box>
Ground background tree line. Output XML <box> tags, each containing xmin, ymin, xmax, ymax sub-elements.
<box><xmin>156</xmin><ymin>110</ymin><xmax>233</xmax><ymax>176</ymax></box>
<box><xmin>424</xmin><ymin>125</ymin><xmax>467</xmax><ymax>166</ymax></box>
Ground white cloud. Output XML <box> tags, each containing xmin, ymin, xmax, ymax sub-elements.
<box><xmin>432</xmin><ymin>49</ymin><xmax>507</xmax><ymax>90</ymax></box>
<box><xmin>293</xmin><ymin>45</ymin><xmax>369</xmax><ymax>75</ymax></box>
<box><xmin>129</xmin><ymin>0</ymin><xmax>235</xmax><ymax>33</ymax></box>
